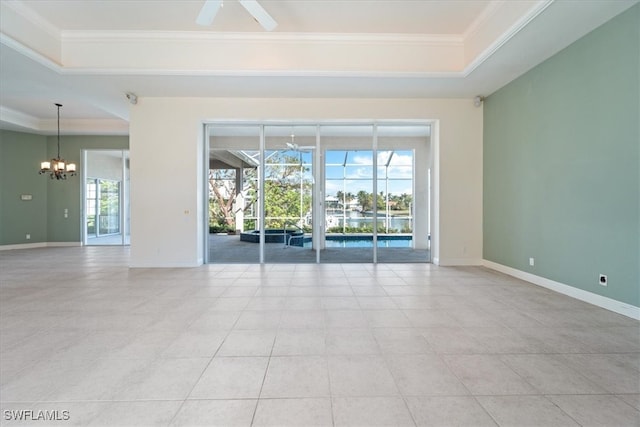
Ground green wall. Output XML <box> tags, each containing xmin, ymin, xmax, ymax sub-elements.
<box><xmin>484</xmin><ymin>5</ymin><xmax>640</xmax><ymax>307</ymax></box>
<box><xmin>0</xmin><ymin>131</ymin><xmax>129</xmax><ymax>245</ymax></box>
<box><xmin>0</xmin><ymin>130</ymin><xmax>48</xmax><ymax>244</ymax></box>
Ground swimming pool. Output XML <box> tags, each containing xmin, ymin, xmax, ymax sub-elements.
<box><xmin>302</xmin><ymin>235</ymin><xmax>412</xmax><ymax>248</ymax></box>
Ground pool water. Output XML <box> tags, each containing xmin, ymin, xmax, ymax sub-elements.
<box><xmin>303</xmin><ymin>236</ymin><xmax>412</xmax><ymax>248</ymax></box>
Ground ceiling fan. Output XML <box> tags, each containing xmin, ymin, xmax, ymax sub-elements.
<box><xmin>196</xmin><ymin>0</ymin><xmax>278</xmax><ymax>31</ymax></box>
<box><xmin>286</xmin><ymin>132</ymin><xmax>315</xmax><ymax>152</ymax></box>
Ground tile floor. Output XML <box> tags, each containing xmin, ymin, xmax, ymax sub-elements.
<box><xmin>0</xmin><ymin>247</ymin><xmax>639</xmax><ymax>426</ymax></box>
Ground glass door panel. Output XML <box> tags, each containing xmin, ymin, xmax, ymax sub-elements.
<box><xmin>84</xmin><ymin>150</ymin><xmax>129</xmax><ymax>246</ymax></box>
<box><xmin>376</xmin><ymin>125</ymin><xmax>430</xmax><ymax>262</ymax></box>
<box><xmin>264</xmin><ymin>125</ymin><xmax>316</xmax><ymax>263</ymax></box>
<box><xmin>208</xmin><ymin>125</ymin><xmax>261</xmax><ymax>263</ymax></box>
<box><xmin>98</xmin><ymin>180</ymin><xmax>120</xmax><ymax>235</ymax></box>
<box><xmin>320</xmin><ymin>125</ymin><xmax>374</xmax><ymax>263</ymax></box>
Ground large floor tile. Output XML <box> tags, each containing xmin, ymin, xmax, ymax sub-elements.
<box><xmin>234</xmin><ymin>311</ymin><xmax>283</xmax><ymax>330</ymax></box>
<box><xmin>372</xmin><ymin>328</ymin><xmax>433</xmax><ymax>355</ymax></box>
<box><xmin>421</xmin><ymin>327</ymin><xmax>487</xmax><ymax>354</ymax></box>
<box><xmin>324</xmin><ymin>310</ymin><xmax>368</xmax><ymax>329</ymax></box>
<box><xmin>387</xmin><ymin>354</ymin><xmax>469</xmax><ymax>396</ymax></box>
<box><xmin>279</xmin><ymin>310</ymin><xmax>326</xmax><ymax>329</ymax></box>
<box><xmin>444</xmin><ymin>354</ymin><xmax>536</xmax><ymax>396</ymax></box>
<box><xmin>88</xmin><ymin>401</ymin><xmax>183</xmax><ymax>426</ymax></box>
<box><xmin>161</xmin><ymin>329</ymin><xmax>227</xmax><ymax>358</ymax></box>
<box><xmin>170</xmin><ymin>399</ymin><xmax>256</xmax><ymax>427</ymax></box>
<box><xmin>253</xmin><ymin>398</ymin><xmax>333</xmax><ymax>426</ymax></box>
<box><xmin>188</xmin><ymin>357</ymin><xmax>268</xmax><ymax>399</ymax></box>
<box><xmin>476</xmin><ymin>395</ymin><xmax>580</xmax><ymax>427</ymax></box>
<box><xmin>364</xmin><ymin>310</ymin><xmax>412</xmax><ymax>328</ymax></box>
<box><xmin>326</xmin><ymin>329</ymin><xmax>380</xmax><ymax>355</ymax></box>
<box><xmin>217</xmin><ymin>330</ymin><xmax>276</xmax><ymax>356</ymax></box>
<box><xmin>617</xmin><ymin>394</ymin><xmax>640</xmax><ymax>410</ymax></box>
<box><xmin>272</xmin><ymin>329</ymin><xmax>326</xmax><ymax>356</ymax></box>
<box><xmin>558</xmin><ymin>353</ymin><xmax>640</xmax><ymax>394</ymax></box>
<box><xmin>328</xmin><ymin>355</ymin><xmax>399</xmax><ymax>397</ymax></box>
<box><xmin>546</xmin><ymin>394</ymin><xmax>640</xmax><ymax>427</ymax></box>
<box><xmin>332</xmin><ymin>397</ymin><xmax>415</xmax><ymax>426</ymax></box>
<box><xmin>261</xmin><ymin>355</ymin><xmax>330</xmax><ymax>398</ymax></box>
<box><xmin>116</xmin><ymin>358</ymin><xmax>210</xmax><ymax>400</ymax></box>
<box><xmin>404</xmin><ymin>396</ymin><xmax>498</xmax><ymax>427</ymax></box>
<box><xmin>500</xmin><ymin>354</ymin><xmax>606</xmax><ymax>394</ymax></box>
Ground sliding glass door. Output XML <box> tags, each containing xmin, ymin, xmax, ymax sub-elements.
<box><xmin>84</xmin><ymin>150</ymin><xmax>129</xmax><ymax>246</ymax></box>
<box><xmin>376</xmin><ymin>125</ymin><xmax>430</xmax><ymax>262</ymax></box>
<box><xmin>320</xmin><ymin>125</ymin><xmax>374</xmax><ymax>263</ymax></box>
<box><xmin>206</xmin><ymin>122</ymin><xmax>430</xmax><ymax>264</ymax></box>
<box><xmin>264</xmin><ymin>125</ymin><xmax>316</xmax><ymax>263</ymax></box>
<box><xmin>208</xmin><ymin>125</ymin><xmax>261</xmax><ymax>263</ymax></box>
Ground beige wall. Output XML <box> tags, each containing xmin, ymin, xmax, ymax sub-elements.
<box><xmin>129</xmin><ymin>97</ymin><xmax>482</xmax><ymax>267</ymax></box>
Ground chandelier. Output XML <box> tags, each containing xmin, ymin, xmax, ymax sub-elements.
<box><xmin>39</xmin><ymin>103</ymin><xmax>76</xmax><ymax>180</ymax></box>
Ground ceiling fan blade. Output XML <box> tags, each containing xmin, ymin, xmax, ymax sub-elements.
<box><xmin>238</xmin><ymin>0</ymin><xmax>278</xmax><ymax>31</ymax></box>
<box><xmin>196</xmin><ymin>0</ymin><xmax>222</xmax><ymax>26</ymax></box>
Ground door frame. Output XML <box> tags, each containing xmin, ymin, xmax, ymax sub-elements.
<box><xmin>204</xmin><ymin>120</ymin><xmax>435</xmax><ymax>264</ymax></box>
<box><xmin>82</xmin><ymin>149</ymin><xmax>130</xmax><ymax>246</ymax></box>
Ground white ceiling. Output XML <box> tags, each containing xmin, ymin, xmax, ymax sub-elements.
<box><xmin>0</xmin><ymin>0</ymin><xmax>637</xmax><ymax>135</ymax></box>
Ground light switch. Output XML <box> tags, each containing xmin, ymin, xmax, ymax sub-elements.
<box><xmin>20</xmin><ymin>194</ymin><xmax>32</xmax><ymax>201</ymax></box>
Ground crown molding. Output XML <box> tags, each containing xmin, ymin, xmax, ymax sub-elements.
<box><xmin>0</xmin><ymin>33</ymin><xmax>62</xmax><ymax>70</ymax></box>
<box><xmin>61</xmin><ymin>30</ymin><xmax>464</xmax><ymax>45</ymax></box>
<box><xmin>462</xmin><ymin>0</ymin><xmax>554</xmax><ymax>76</ymax></box>
<box><xmin>0</xmin><ymin>106</ymin><xmax>128</xmax><ymax>135</ymax></box>
<box><xmin>1</xmin><ymin>0</ymin><xmax>60</xmax><ymax>39</ymax></box>
<box><xmin>0</xmin><ymin>106</ymin><xmax>39</xmax><ymax>130</ymax></box>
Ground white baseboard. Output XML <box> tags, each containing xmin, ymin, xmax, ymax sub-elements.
<box><xmin>47</xmin><ymin>242</ymin><xmax>82</xmax><ymax>247</ymax></box>
<box><xmin>0</xmin><ymin>242</ymin><xmax>47</xmax><ymax>251</ymax></box>
<box><xmin>483</xmin><ymin>259</ymin><xmax>640</xmax><ymax>320</ymax></box>
<box><xmin>0</xmin><ymin>242</ymin><xmax>82</xmax><ymax>251</ymax></box>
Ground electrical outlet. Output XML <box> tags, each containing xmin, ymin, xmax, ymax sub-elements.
<box><xmin>529</xmin><ymin>257</ymin><xmax>535</xmax><ymax>266</ymax></box>
<box><xmin>599</xmin><ymin>274</ymin><xmax>607</xmax><ymax>287</ymax></box>
<box><xmin>26</xmin><ymin>234</ymin><xmax>31</xmax><ymax>240</ymax></box>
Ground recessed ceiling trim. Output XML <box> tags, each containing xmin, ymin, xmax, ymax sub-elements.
<box><xmin>463</xmin><ymin>0</ymin><xmax>505</xmax><ymax>40</ymax></box>
<box><xmin>3</xmin><ymin>32</ymin><xmax>463</xmax><ymax>79</ymax></box>
<box><xmin>0</xmin><ymin>106</ymin><xmax>39</xmax><ymax>130</ymax></box>
<box><xmin>0</xmin><ymin>105</ymin><xmax>128</xmax><ymax>135</ymax></box>
<box><xmin>1</xmin><ymin>0</ymin><xmax>60</xmax><ymax>39</ymax></box>
<box><xmin>60</xmin><ymin>30</ymin><xmax>464</xmax><ymax>45</ymax></box>
<box><xmin>0</xmin><ymin>33</ymin><xmax>62</xmax><ymax>71</ymax></box>
<box><xmin>462</xmin><ymin>0</ymin><xmax>554</xmax><ymax>76</ymax></box>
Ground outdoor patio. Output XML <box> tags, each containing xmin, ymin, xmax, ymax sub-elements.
<box><xmin>208</xmin><ymin>234</ymin><xmax>430</xmax><ymax>263</ymax></box>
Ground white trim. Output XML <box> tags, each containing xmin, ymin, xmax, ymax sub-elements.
<box><xmin>47</xmin><ymin>242</ymin><xmax>82</xmax><ymax>247</ymax></box>
<box><xmin>0</xmin><ymin>106</ymin><xmax>39</xmax><ymax>129</ymax></box>
<box><xmin>0</xmin><ymin>33</ymin><xmax>62</xmax><ymax>71</ymax></box>
<box><xmin>0</xmin><ymin>241</ymin><xmax>82</xmax><ymax>251</ymax></box>
<box><xmin>61</xmin><ymin>30</ymin><xmax>463</xmax><ymax>45</ymax></box>
<box><xmin>483</xmin><ymin>260</ymin><xmax>640</xmax><ymax>320</ymax></box>
<box><xmin>0</xmin><ymin>242</ymin><xmax>48</xmax><ymax>251</ymax></box>
<box><xmin>1</xmin><ymin>0</ymin><xmax>61</xmax><ymax>39</ymax></box>
<box><xmin>462</xmin><ymin>0</ymin><xmax>554</xmax><ymax>76</ymax></box>
<box><xmin>463</xmin><ymin>0</ymin><xmax>505</xmax><ymax>40</ymax></box>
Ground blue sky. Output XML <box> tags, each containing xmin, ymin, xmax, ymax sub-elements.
<box><xmin>258</xmin><ymin>149</ymin><xmax>415</xmax><ymax>197</ymax></box>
